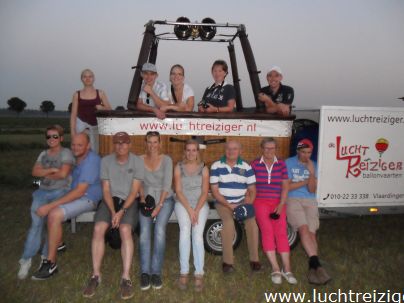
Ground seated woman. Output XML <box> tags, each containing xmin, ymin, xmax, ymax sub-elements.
<box><xmin>197</xmin><ymin>60</ymin><xmax>236</xmax><ymax>113</ymax></box>
<box><xmin>250</xmin><ymin>137</ymin><xmax>297</xmax><ymax>285</ymax></box>
<box><xmin>174</xmin><ymin>139</ymin><xmax>209</xmax><ymax>291</ymax></box>
<box><xmin>136</xmin><ymin>63</ymin><xmax>170</xmax><ymax>119</ymax></box>
<box><xmin>160</xmin><ymin>64</ymin><xmax>195</xmax><ymax>112</ymax></box>
<box><xmin>138</xmin><ymin>131</ymin><xmax>175</xmax><ymax>291</ymax></box>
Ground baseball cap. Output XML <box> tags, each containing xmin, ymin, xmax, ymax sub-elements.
<box><xmin>142</xmin><ymin>62</ymin><xmax>157</xmax><ymax>73</ymax></box>
<box><xmin>297</xmin><ymin>138</ymin><xmax>314</xmax><ymax>150</ymax></box>
<box><xmin>233</xmin><ymin>204</ymin><xmax>255</xmax><ymax>221</ymax></box>
<box><xmin>267</xmin><ymin>66</ymin><xmax>283</xmax><ymax>76</ymax></box>
<box><xmin>112</xmin><ymin>132</ymin><xmax>130</xmax><ymax>144</ymax></box>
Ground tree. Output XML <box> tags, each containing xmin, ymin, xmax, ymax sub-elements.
<box><xmin>7</xmin><ymin>97</ymin><xmax>27</xmax><ymax>116</ymax></box>
<box><xmin>40</xmin><ymin>100</ymin><xmax>55</xmax><ymax>117</ymax></box>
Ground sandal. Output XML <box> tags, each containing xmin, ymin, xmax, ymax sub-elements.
<box><xmin>177</xmin><ymin>274</ymin><xmax>188</xmax><ymax>290</ymax></box>
<box><xmin>194</xmin><ymin>274</ymin><xmax>204</xmax><ymax>292</ymax></box>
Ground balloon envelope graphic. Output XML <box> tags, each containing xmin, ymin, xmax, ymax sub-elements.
<box><xmin>375</xmin><ymin>138</ymin><xmax>389</xmax><ymax>157</ymax></box>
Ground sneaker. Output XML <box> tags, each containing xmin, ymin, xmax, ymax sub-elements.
<box><xmin>57</xmin><ymin>242</ymin><xmax>67</xmax><ymax>252</ymax></box>
<box><xmin>120</xmin><ymin>279</ymin><xmax>134</xmax><ymax>300</ymax></box>
<box><xmin>316</xmin><ymin>266</ymin><xmax>331</xmax><ymax>285</ymax></box>
<box><xmin>151</xmin><ymin>274</ymin><xmax>162</xmax><ymax>290</ymax></box>
<box><xmin>281</xmin><ymin>270</ymin><xmax>298</xmax><ymax>285</ymax></box>
<box><xmin>38</xmin><ymin>255</ymin><xmax>46</xmax><ymax>269</ymax></box>
<box><xmin>250</xmin><ymin>261</ymin><xmax>263</xmax><ymax>272</ymax></box>
<box><xmin>140</xmin><ymin>273</ymin><xmax>150</xmax><ymax>291</ymax></box>
<box><xmin>222</xmin><ymin>262</ymin><xmax>234</xmax><ymax>274</ymax></box>
<box><xmin>31</xmin><ymin>259</ymin><xmax>58</xmax><ymax>280</ymax></box>
<box><xmin>18</xmin><ymin>258</ymin><xmax>32</xmax><ymax>280</ymax></box>
<box><xmin>83</xmin><ymin>275</ymin><xmax>100</xmax><ymax>298</ymax></box>
<box><xmin>271</xmin><ymin>271</ymin><xmax>282</xmax><ymax>285</ymax></box>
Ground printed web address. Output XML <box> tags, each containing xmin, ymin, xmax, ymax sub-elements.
<box><xmin>327</xmin><ymin>114</ymin><xmax>404</xmax><ymax>125</ymax></box>
<box><xmin>264</xmin><ymin>289</ymin><xmax>403</xmax><ymax>303</ymax></box>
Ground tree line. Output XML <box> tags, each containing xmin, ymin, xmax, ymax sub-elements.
<box><xmin>6</xmin><ymin>97</ymin><xmax>125</xmax><ymax>117</ymax></box>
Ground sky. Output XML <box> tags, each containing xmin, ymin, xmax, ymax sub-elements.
<box><xmin>1</xmin><ymin>0</ymin><xmax>404</xmax><ymax>111</ymax></box>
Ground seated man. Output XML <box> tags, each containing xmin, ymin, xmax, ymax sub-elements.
<box><xmin>285</xmin><ymin>139</ymin><xmax>331</xmax><ymax>285</ymax></box>
<box><xmin>18</xmin><ymin>125</ymin><xmax>74</xmax><ymax>279</ymax></box>
<box><xmin>32</xmin><ymin>132</ymin><xmax>102</xmax><ymax>280</ymax></box>
<box><xmin>258</xmin><ymin>66</ymin><xmax>294</xmax><ymax>116</ymax></box>
<box><xmin>210</xmin><ymin>140</ymin><xmax>261</xmax><ymax>273</ymax></box>
<box><xmin>136</xmin><ymin>62</ymin><xmax>170</xmax><ymax>119</ymax></box>
<box><xmin>82</xmin><ymin>132</ymin><xmax>143</xmax><ymax>300</ymax></box>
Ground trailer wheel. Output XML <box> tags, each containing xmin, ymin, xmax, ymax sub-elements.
<box><xmin>203</xmin><ymin>219</ymin><xmax>243</xmax><ymax>255</ymax></box>
<box><xmin>287</xmin><ymin>223</ymin><xmax>299</xmax><ymax>249</ymax></box>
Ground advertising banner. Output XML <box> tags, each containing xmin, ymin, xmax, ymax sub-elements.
<box><xmin>98</xmin><ymin>117</ymin><xmax>292</xmax><ymax>137</ymax></box>
<box><xmin>317</xmin><ymin>106</ymin><xmax>404</xmax><ymax>207</ymax></box>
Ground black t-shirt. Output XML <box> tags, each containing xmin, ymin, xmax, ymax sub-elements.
<box><xmin>202</xmin><ymin>83</ymin><xmax>236</xmax><ymax>108</ymax></box>
<box><xmin>260</xmin><ymin>83</ymin><xmax>294</xmax><ymax>105</ymax></box>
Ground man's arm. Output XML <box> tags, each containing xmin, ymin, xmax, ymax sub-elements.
<box><xmin>244</xmin><ymin>183</ymin><xmax>256</xmax><ymax>204</ymax></box>
<box><xmin>306</xmin><ymin>160</ymin><xmax>317</xmax><ymax>193</ymax></box>
<box><xmin>211</xmin><ymin>183</ymin><xmax>236</xmax><ymax>211</ymax></box>
<box><xmin>136</xmin><ymin>98</ymin><xmax>166</xmax><ymax>119</ymax></box>
<box><xmin>112</xmin><ymin>179</ymin><xmax>142</xmax><ymax>227</ymax></box>
<box><xmin>45</xmin><ymin>163</ymin><xmax>73</xmax><ymax>180</ymax></box>
<box><xmin>32</xmin><ymin>162</ymin><xmax>60</xmax><ymax>178</ymax></box>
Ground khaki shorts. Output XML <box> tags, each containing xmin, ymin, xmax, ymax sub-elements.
<box><xmin>286</xmin><ymin>198</ymin><xmax>319</xmax><ymax>233</ymax></box>
<box><xmin>94</xmin><ymin>198</ymin><xmax>139</xmax><ymax>227</ymax></box>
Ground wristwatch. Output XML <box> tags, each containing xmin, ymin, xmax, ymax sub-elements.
<box><xmin>122</xmin><ymin>207</ymin><xmax>128</xmax><ymax>214</ymax></box>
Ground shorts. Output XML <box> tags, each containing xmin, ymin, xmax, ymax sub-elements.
<box><xmin>286</xmin><ymin>198</ymin><xmax>319</xmax><ymax>233</ymax></box>
<box><xmin>59</xmin><ymin>196</ymin><xmax>98</xmax><ymax>221</ymax></box>
<box><xmin>94</xmin><ymin>198</ymin><xmax>139</xmax><ymax>227</ymax></box>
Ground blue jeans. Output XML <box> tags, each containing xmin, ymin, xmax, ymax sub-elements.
<box><xmin>139</xmin><ymin>197</ymin><xmax>174</xmax><ymax>275</ymax></box>
<box><xmin>175</xmin><ymin>202</ymin><xmax>209</xmax><ymax>275</ymax></box>
<box><xmin>21</xmin><ymin>188</ymin><xmax>68</xmax><ymax>260</ymax></box>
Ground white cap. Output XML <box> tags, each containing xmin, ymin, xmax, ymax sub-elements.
<box><xmin>267</xmin><ymin>66</ymin><xmax>283</xmax><ymax>76</ymax></box>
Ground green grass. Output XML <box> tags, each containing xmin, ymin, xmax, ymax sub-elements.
<box><xmin>1</xmin><ymin>117</ymin><xmax>403</xmax><ymax>302</ymax></box>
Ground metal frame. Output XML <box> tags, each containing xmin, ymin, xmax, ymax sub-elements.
<box><xmin>127</xmin><ymin>19</ymin><xmax>262</xmax><ymax>111</ymax></box>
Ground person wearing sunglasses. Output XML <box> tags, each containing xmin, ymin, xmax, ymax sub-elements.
<box><xmin>18</xmin><ymin>125</ymin><xmax>74</xmax><ymax>280</ymax></box>
<box><xmin>250</xmin><ymin>137</ymin><xmax>297</xmax><ymax>285</ymax></box>
<box><xmin>70</xmin><ymin>68</ymin><xmax>112</xmax><ymax>153</ymax></box>
<box><xmin>136</xmin><ymin>63</ymin><xmax>170</xmax><ymax>119</ymax></box>
<box><xmin>32</xmin><ymin>132</ymin><xmax>102</xmax><ymax>280</ymax></box>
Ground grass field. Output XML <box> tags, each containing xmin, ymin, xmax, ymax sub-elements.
<box><xmin>0</xmin><ymin>117</ymin><xmax>403</xmax><ymax>303</ymax></box>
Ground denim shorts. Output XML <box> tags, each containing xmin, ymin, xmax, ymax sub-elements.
<box><xmin>59</xmin><ymin>196</ymin><xmax>98</xmax><ymax>221</ymax></box>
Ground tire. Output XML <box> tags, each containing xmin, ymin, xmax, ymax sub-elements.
<box><xmin>287</xmin><ymin>223</ymin><xmax>299</xmax><ymax>249</ymax></box>
<box><xmin>203</xmin><ymin>219</ymin><xmax>243</xmax><ymax>255</ymax></box>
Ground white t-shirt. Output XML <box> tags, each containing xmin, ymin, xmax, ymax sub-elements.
<box><xmin>139</xmin><ymin>80</ymin><xmax>169</xmax><ymax>107</ymax></box>
<box><xmin>167</xmin><ymin>83</ymin><xmax>194</xmax><ymax>105</ymax></box>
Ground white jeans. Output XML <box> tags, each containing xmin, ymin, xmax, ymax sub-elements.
<box><xmin>174</xmin><ymin>201</ymin><xmax>209</xmax><ymax>275</ymax></box>
<box><xmin>75</xmin><ymin>118</ymin><xmax>99</xmax><ymax>153</ymax></box>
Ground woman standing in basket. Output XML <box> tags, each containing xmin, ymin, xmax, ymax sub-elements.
<box><xmin>70</xmin><ymin>69</ymin><xmax>112</xmax><ymax>153</ymax></box>
<box><xmin>138</xmin><ymin>131</ymin><xmax>175</xmax><ymax>291</ymax></box>
<box><xmin>174</xmin><ymin>139</ymin><xmax>209</xmax><ymax>291</ymax></box>
<box><xmin>197</xmin><ymin>60</ymin><xmax>236</xmax><ymax>113</ymax></box>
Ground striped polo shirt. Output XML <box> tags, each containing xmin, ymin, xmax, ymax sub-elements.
<box><xmin>210</xmin><ymin>156</ymin><xmax>256</xmax><ymax>203</ymax></box>
<box><xmin>251</xmin><ymin>156</ymin><xmax>288</xmax><ymax>200</ymax></box>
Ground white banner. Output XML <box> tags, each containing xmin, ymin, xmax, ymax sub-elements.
<box><xmin>97</xmin><ymin>117</ymin><xmax>292</xmax><ymax>137</ymax></box>
<box><xmin>317</xmin><ymin>106</ymin><xmax>404</xmax><ymax>207</ymax></box>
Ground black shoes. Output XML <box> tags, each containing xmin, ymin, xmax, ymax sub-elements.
<box><xmin>140</xmin><ymin>273</ymin><xmax>151</xmax><ymax>290</ymax></box>
<box><xmin>31</xmin><ymin>259</ymin><xmax>58</xmax><ymax>280</ymax></box>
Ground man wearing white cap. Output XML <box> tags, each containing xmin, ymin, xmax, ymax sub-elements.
<box><xmin>258</xmin><ymin>66</ymin><xmax>294</xmax><ymax>117</ymax></box>
<box><xmin>136</xmin><ymin>62</ymin><xmax>170</xmax><ymax>119</ymax></box>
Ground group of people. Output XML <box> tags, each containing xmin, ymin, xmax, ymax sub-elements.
<box><xmin>18</xmin><ymin>125</ymin><xmax>331</xmax><ymax>300</ymax></box>
<box><xmin>68</xmin><ymin>61</ymin><xmax>295</xmax><ymax>154</ymax></box>
<box><xmin>16</xmin><ymin>64</ymin><xmax>329</xmax><ymax>300</ymax></box>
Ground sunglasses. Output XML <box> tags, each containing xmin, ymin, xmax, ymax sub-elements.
<box><xmin>46</xmin><ymin>134</ymin><xmax>60</xmax><ymax>140</ymax></box>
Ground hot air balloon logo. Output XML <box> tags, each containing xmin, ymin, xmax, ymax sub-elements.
<box><xmin>375</xmin><ymin>138</ymin><xmax>389</xmax><ymax>157</ymax></box>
